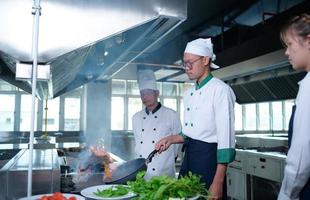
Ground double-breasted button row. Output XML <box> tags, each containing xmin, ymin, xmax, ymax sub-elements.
<box><xmin>140</xmin><ymin>141</ymin><xmax>155</xmax><ymax>144</ymax></box>
<box><xmin>185</xmin><ymin>123</ymin><xmax>194</xmax><ymax>127</ymax></box>
<box><xmin>143</xmin><ymin>116</ymin><xmax>158</xmax><ymax>119</ymax></box>
<box><xmin>141</xmin><ymin>128</ymin><xmax>157</xmax><ymax>132</ymax></box>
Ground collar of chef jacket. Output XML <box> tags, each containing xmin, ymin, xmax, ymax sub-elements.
<box><xmin>145</xmin><ymin>102</ymin><xmax>162</xmax><ymax>115</ymax></box>
<box><xmin>195</xmin><ymin>73</ymin><xmax>213</xmax><ymax>90</ymax></box>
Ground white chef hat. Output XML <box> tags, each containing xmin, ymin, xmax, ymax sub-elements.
<box><xmin>137</xmin><ymin>69</ymin><xmax>158</xmax><ymax>91</ymax></box>
<box><xmin>184</xmin><ymin>38</ymin><xmax>220</xmax><ymax>69</ymax></box>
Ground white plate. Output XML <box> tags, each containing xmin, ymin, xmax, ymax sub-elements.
<box><xmin>168</xmin><ymin>196</ymin><xmax>199</xmax><ymax>200</ymax></box>
<box><xmin>19</xmin><ymin>193</ymin><xmax>85</xmax><ymax>200</ymax></box>
<box><xmin>81</xmin><ymin>185</ymin><xmax>136</xmax><ymax>200</ymax></box>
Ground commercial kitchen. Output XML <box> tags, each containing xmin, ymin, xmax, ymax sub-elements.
<box><xmin>0</xmin><ymin>0</ymin><xmax>309</xmax><ymax>199</ymax></box>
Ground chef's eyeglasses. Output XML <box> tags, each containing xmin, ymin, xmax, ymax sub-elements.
<box><xmin>181</xmin><ymin>57</ymin><xmax>203</xmax><ymax>70</ymax></box>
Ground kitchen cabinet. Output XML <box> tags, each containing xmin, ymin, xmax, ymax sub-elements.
<box><xmin>227</xmin><ymin>151</ymin><xmax>248</xmax><ymax>200</ymax></box>
<box><xmin>227</xmin><ymin>168</ymin><xmax>247</xmax><ymax>200</ymax></box>
<box><xmin>227</xmin><ymin>149</ymin><xmax>286</xmax><ymax>200</ymax></box>
<box><xmin>246</xmin><ymin>154</ymin><xmax>282</xmax><ymax>182</ymax></box>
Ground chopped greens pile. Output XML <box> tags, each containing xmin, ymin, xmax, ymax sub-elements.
<box><xmin>94</xmin><ymin>185</ymin><xmax>129</xmax><ymax>197</ymax></box>
<box><xmin>127</xmin><ymin>171</ymin><xmax>209</xmax><ymax>200</ymax></box>
<box><xmin>93</xmin><ymin>171</ymin><xmax>209</xmax><ymax>199</ymax></box>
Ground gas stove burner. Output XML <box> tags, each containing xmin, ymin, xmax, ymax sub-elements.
<box><xmin>61</xmin><ymin>174</ymin><xmax>76</xmax><ymax>193</ymax></box>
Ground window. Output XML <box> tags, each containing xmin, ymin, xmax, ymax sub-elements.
<box><xmin>42</xmin><ymin>98</ymin><xmax>60</xmax><ymax>131</ymax></box>
<box><xmin>128</xmin><ymin>97</ymin><xmax>142</xmax><ymax>130</ymax></box>
<box><xmin>0</xmin><ymin>80</ymin><xmax>16</xmax><ymax>91</ymax></box>
<box><xmin>64</xmin><ymin>97</ymin><xmax>80</xmax><ymax>131</ymax></box>
<box><xmin>163</xmin><ymin>98</ymin><xmax>177</xmax><ymax>111</ymax></box>
<box><xmin>156</xmin><ymin>82</ymin><xmax>162</xmax><ymax>93</ymax></box>
<box><xmin>244</xmin><ymin>104</ymin><xmax>256</xmax><ymax>130</ymax></box>
<box><xmin>0</xmin><ymin>94</ymin><xmax>15</xmax><ymax>131</ymax></box>
<box><xmin>112</xmin><ymin>79</ymin><xmax>126</xmax><ymax>95</ymax></box>
<box><xmin>180</xmin><ymin>83</ymin><xmax>193</xmax><ymax>95</ymax></box>
<box><xmin>127</xmin><ymin>80</ymin><xmax>140</xmax><ymax>95</ymax></box>
<box><xmin>162</xmin><ymin>83</ymin><xmax>178</xmax><ymax>96</ymax></box>
<box><xmin>258</xmin><ymin>102</ymin><xmax>270</xmax><ymax>130</ymax></box>
<box><xmin>235</xmin><ymin>103</ymin><xmax>243</xmax><ymax>131</ymax></box>
<box><xmin>272</xmin><ymin>101</ymin><xmax>283</xmax><ymax>130</ymax></box>
<box><xmin>0</xmin><ymin>81</ymin><xmax>83</xmax><ymax>132</ymax></box>
<box><xmin>20</xmin><ymin>94</ymin><xmax>38</xmax><ymax>131</ymax></box>
<box><xmin>110</xmin><ymin>80</ymin><xmax>193</xmax><ymax>131</ymax></box>
<box><xmin>111</xmin><ymin>97</ymin><xmax>124</xmax><ymax>130</ymax></box>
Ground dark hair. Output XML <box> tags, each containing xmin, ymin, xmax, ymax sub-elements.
<box><xmin>280</xmin><ymin>13</ymin><xmax>310</xmax><ymax>44</ymax></box>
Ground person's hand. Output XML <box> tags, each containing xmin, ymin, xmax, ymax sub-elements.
<box><xmin>208</xmin><ymin>181</ymin><xmax>223</xmax><ymax>200</ymax></box>
<box><xmin>155</xmin><ymin>136</ymin><xmax>173</xmax><ymax>153</ymax></box>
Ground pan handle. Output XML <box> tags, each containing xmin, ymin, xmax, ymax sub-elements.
<box><xmin>145</xmin><ymin>149</ymin><xmax>158</xmax><ymax>164</ymax></box>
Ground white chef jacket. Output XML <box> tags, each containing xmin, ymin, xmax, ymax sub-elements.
<box><xmin>132</xmin><ymin>103</ymin><xmax>182</xmax><ymax>180</ymax></box>
<box><xmin>278</xmin><ymin>72</ymin><xmax>310</xmax><ymax>200</ymax></box>
<box><xmin>182</xmin><ymin>74</ymin><xmax>236</xmax><ymax>163</ymax></box>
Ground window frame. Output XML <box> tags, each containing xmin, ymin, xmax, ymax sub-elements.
<box><xmin>0</xmin><ymin>81</ymin><xmax>83</xmax><ymax>132</ymax></box>
<box><xmin>111</xmin><ymin>79</ymin><xmax>189</xmax><ymax>131</ymax></box>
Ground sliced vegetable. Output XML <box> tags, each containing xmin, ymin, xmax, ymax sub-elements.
<box><xmin>38</xmin><ymin>192</ymin><xmax>77</xmax><ymax>200</ymax></box>
<box><xmin>127</xmin><ymin>171</ymin><xmax>209</xmax><ymax>200</ymax></box>
<box><xmin>94</xmin><ymin>185</ymin><xmax>129</xmax><ymax>197</ymax></box>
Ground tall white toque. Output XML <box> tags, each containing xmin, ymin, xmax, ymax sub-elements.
<box><xmin>137</xmin><ymin>69</ymin><xmax>158</xmax><ymax>91</ymax></box>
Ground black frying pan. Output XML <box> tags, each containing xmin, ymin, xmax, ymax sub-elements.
<box><xmin>104</xmin><ymin>149</ymin><xmax>158</xmax><ymax>184</ymax></box>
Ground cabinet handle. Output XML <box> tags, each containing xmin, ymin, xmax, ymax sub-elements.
<box><xmin>259</xmin><ymin>158</ymin><xmax>266</xmax><ymax>162</ymax></box>
<box><xmin>261</xmin><ymin>165</ymin><xmax>265</xmax><ymax>169</ymax></box>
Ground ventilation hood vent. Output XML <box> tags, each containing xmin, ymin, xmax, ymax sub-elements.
<box><xmin>0</xmin><ymin>0</ymin><xmax>186</xmax><ymax>99</ymax></box>
<box><xmin>212</xmin><ymin>49</ymin><xmax>306</xmax><ymax>103</ymax></box>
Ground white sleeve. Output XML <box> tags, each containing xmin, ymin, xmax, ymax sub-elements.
<box><xmin>171</xmin><ymin>111</ymin><xmax>182</xmax><ymax>135</ymax></box>
<box><xmin>171</xmin><ymin>111</ymin><xmax>182</xmax><ymax>157</ymax></box>
<box><xmin>214</xmin><ymin>86</ymin><xmax>236</xmax><ymax>148</ymax></box>
<box><xmin>278</xmin><ymin>84</ymin><xmax>310</xmax><ymax>200</ymax></box>
<box><xmin>214</xmin><ymin>85</ymin><xmax>236</xmax><ymax>163</ymax></box>
<box><xmin>132</xmin><ymin>114</ymin><xmax>139</xmax><ymax>157</ymax></box>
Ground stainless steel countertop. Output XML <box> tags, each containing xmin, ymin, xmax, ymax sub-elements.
<box><xmin>0</xmin><ymin>142</ymin><xmax>83</xmax><ymax>150</ymax></box>
<box><xmin>1</xmin><ymin>149</ymin><xmax>59</xmax><ymax>171</ymax></box>
<box><xmin>236</xmin><ymin>148</ymin><xmax>286</xmax><ymax>160</ymax></box>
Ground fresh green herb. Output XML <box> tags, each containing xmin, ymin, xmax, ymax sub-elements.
<box><xmin>94</xmin><ymin>185</ymin><xmax>129</xmax><ymax>197</ymax></box>
<box><xmin>127</xmin><ymin>171</ymin><xmax>209</xmax><ymax>200</ymax></box>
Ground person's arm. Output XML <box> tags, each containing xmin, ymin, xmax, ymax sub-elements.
<box><xmin>211</xmin><ymin>86</ymin><xmax>236</xmax><ymax>199</ymax></box>
<box><xmin>214</xmin><ymin>86</ymin><xmax>236</xmax><ymax>164</ymax></box>
<box><xmin>278</xmin><ymin>87</ymin><xmax>310</xmax><ymax>200</ymax></box>
<box><xmin>209</xmin><ymin>164</ymin><xmax>227</xmax><ymax>200</ymax></box>
<box><xmin>155</xmin><ymin>134</ymin><xmax>185</xmax><ymax>153</ymax></box>
<box><xmin>132</xmin><ymin>114</ymin><xmax>140</xmax><ymax>157</ymax></box>
<box><xmin>171</xmin><ymin>111</ymin><xmax>183</xmax><ymax>158</ymax></box>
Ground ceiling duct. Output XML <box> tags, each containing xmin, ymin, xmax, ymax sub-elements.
<box><xmin>0</xmin><ymin>0</ymin><xmax>187</xmax><ymax>99</ymax></box>
<box><xmin>213</xmin><ymin>49</ymin><xmax>306</xmax><ymax>103</ymax></box>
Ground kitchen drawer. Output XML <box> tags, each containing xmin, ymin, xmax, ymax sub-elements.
<box><xmin>246</xmin><ymin>155</ymin><xmax>282</xmax><ymax>182</ymax></box>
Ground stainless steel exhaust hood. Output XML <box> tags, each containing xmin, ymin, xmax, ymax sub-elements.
<box><xmin>0</xmin><ymin>0</ymin><xmax>187</xmax><ymax>99</ymax></box>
